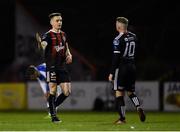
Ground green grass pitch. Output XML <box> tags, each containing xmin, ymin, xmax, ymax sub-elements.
<box><xmin>0</xmin><ymin>111</ymin><xmax>180</xmax><ymax>131</ymax></box>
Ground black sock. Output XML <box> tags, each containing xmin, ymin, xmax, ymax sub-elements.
<box><xmin>129</xmin><ymin>93</ymin><xmax>140</xmax><ymax>108</ymax></box>
<box><xmin>55</xmin><ymin>93</ymin><xmax>68</xmax><ymax>107</ymax></box>
<box><xmin>116</xmin><ymin>96</ymin><xmax>125</xmax><ymax>121</ymax></box>
<box><xmin>48</xmin><ymin>94</ymin><xmax>56</xmax><ymax>117</ymax></box>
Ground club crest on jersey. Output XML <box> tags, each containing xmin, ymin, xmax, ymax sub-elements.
<box><xmin>113</xmin><ymin>39</ymin><xmax>119</xmax><ymax>45</ymax></box>
<box><xmin>124</xmin><ymin>38</ymin><xmax>128</xmax><ymax>41</ymax></box>
<box><xmin>51</xmin><ymin>72</ymin><xmax>56</xmax><ymax>76</ymax></box>
<box><xmin>54</xmin><ymin>45</ymin><xmax>65</xmax><ymax>52</ymax></box>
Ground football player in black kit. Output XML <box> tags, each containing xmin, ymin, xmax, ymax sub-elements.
<box><xmin>38</xmin><ymin>13</ymin><xmax>72</xmax><ymax>123</ymax></box>
<box><xmin>108</xmin><ymin>17</ymin><xmax>146</xmax><ymax>124</ymax></box>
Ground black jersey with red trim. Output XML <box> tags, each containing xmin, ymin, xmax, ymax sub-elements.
<box><xmin>42</xmin><ymin>30</ymin><xmax>67</xmax><ymax>69</ymax></box>
<box><xmin>110</xmin><ymin>31</ymin><xmax>137</xmax><ymax>74</ymax></box>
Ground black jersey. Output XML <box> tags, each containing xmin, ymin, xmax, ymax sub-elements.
<box><xmin>110</xmin><ymin>31</ymin><xmax>137</xmax><ymax>75</ymax></box>
<box><xmin>42</xmin><ymin>30</ymin><xmax>67</xmax><ymax>69</ymax></box>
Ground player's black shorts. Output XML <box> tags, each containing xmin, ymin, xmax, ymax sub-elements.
<box><xmin>46</xmin><ymin>67</ymin><xmax>71</xmax><ymax>84</ymax></box>
<box><xmin>113</xmin><ymin>62</ymin><xmax>136</xmax><ymax>92</ymax></box>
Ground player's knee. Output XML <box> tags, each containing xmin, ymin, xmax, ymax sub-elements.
<box><xmin>50</xmin><ymin>90</ymin><xmax>56</xmax><ymax>95</ymax></box>
<box><xmin>49</xmin><ymin>83</ymin><xmax>57</xmax><ymax>95</ymax></box>
<box><xmin>115</xmin><ymin>90</ymin><xmax>124</xmax><ymax>97</ymax></box>
<box><xmin>61</xmin><ymin>83</ymin><xmax>71</xmax><ymax>96</ymax></box>
<box><xmin>63</xmin><ymin>90</ymin><xmax>70</xmax><ymax>96</ymax></box>
<box><xmin>50</xmin><ymin>88</ymin><xmax>56</xmax><ymax>95</ymax></box>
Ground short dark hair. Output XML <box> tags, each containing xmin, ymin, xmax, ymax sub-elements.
<box><xmin>116</xmin><ymin>17</ymin><xmax>128</xmax><ymax>27</ymax></box>
<box><xmin>49</xmin><ymin>12</ymin><xmax>61</xmax><ymax>20</ymax></box>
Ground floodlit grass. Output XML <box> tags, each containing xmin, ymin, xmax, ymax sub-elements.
<box><xmin>0</xmin><ymin>111</ymin><xmax>180</xmax><ymax>131</ymax></box>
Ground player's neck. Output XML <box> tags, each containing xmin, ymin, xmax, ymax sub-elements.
<box><xmin>51</xmin><ymin>28</ymin><xmax>61</xmax><ymax>33</ymax></box>
<box><xmin>119</xmin><ymin>30</ymin><xmax>127</xmax><ymax>34</ymax></box>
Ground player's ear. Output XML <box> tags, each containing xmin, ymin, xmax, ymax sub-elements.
<box><xmin>50</xmin><ymin>19</ymin><xmax>53</xmax><ymax>26</ymax></box>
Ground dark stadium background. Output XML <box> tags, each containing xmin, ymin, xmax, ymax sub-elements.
<box><xmin>0</xmin><ymin>0</ymin><xmax>180</xmax><ymax>82</ymax></box>
<box><xmin>1</xmin><ymin>1</ymin><xmax>180</xmax><ymax>130</ymax></box>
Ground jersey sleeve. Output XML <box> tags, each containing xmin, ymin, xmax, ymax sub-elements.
<box><xmin>42</xmin><ymin>33</ymin><xmax>49</xmax><ymax>42</ymax></box>
<box><xmin>113</xmin><ymin>39</ymin><xmax>121</xmax><ymax>54</ymax></box>
<box><xmin>110</xmin><ymin>39</ymin><xmax>121</xmax><ymax>75</ymax></box>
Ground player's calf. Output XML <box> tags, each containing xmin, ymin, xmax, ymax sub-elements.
<box><xmin>128</xmin><ymin>92</ymin><xmax>146</xmax><ymax>122</ymax></box>
<box><xmin>115</xmin><ymin>96</ymin><xmax>126</xmax><ymax>122</ymax></box>
<box><xmin>55</xmin><ymin>93</ymin><xmax>69</xmax><ymax>107</ymax></box>
<box><xmin>55</xmin><ymin>83</ymin><xmax>71</xmax><ymax>107</ymax></box>
<box><xmin>128</xmin><ymin>92</ymin><xmax>140</xmax><ymax>107</ymax></box>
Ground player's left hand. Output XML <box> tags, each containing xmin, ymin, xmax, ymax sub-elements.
<box><xmin>66</xmin><ymin>54</ymin><xmax>72</xmax><ymax>64</ymax></box>
<box><xmin>108</xmin><ymin>74</ymin><xmax>113</xmax><ymax>82</ymax></box>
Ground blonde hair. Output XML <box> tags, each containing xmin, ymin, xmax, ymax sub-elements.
<box><xmin>116</xmin><ymin>17</ymin><xmax>128</xmax><ymax>27</ymax></box>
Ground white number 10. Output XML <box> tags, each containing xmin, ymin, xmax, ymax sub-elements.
<box><xmin>123</xmin><ymin>41</ymin><xmax>135</xmax><ymax>57</ymax></box>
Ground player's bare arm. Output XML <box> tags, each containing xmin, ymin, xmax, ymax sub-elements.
<box><xmin>35</xmin><ymin>32</ymin><xmax>47</xmax><ymax>50</ymax></box>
